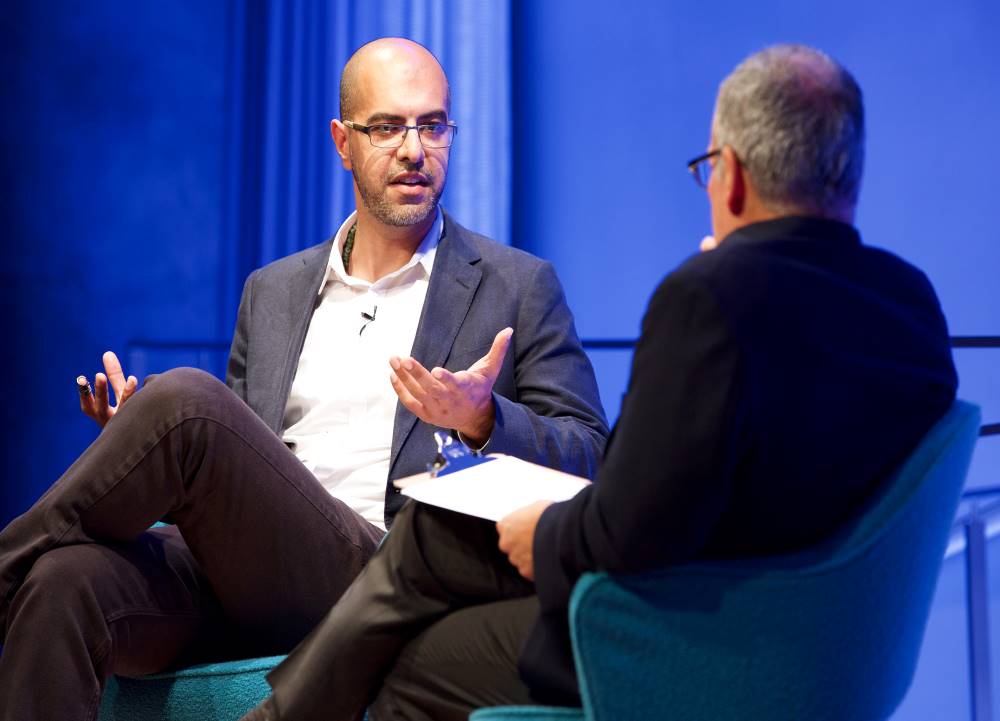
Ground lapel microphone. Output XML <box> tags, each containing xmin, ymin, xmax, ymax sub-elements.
<box><xmin>360</xmin><ymin>305</ymin><xmax>377</xmax><ymax>336</ymax></box>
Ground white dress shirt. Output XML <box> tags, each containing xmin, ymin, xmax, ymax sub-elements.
<box><xmin>281</xmin><ymin>210</ymin><xmax>442</xmax><ymax>530</ymax></box>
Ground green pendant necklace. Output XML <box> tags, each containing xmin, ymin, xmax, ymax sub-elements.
<box><xmin>341</xmin><ymin>223</ymin><xmax>357</xmax><ymax>272</ymax></box>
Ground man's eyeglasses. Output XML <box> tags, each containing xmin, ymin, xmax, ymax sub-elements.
<box><xmin>344</xmin><ymin>120</ymin><xmax>458</xmax><ymax>149</ymax></box>
<box><xmin>686</xmin><ymin>149</ymin><xmax>721</xmax><ymax>188</ymax></box>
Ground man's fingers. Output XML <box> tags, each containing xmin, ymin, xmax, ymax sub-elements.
<box><xmin>76</xmin><ymin>374</ymin><xmax>92</xmax><ymax>402</ymax></box>
<box><xmin>103</xmin><ymin>350</ymin><xmax>124</xmax><ymax>377</ymax></box>
<box><xmin>394</xmin><ymin>364</ymin><xmax>433</xmax><ymax>405</ymax></box>
<box><xmin>119</xmin><ymin>376</ymin><xmax>138</xmax><ymax>405</ymax></box>
<box><xmin>476</xmin><ymin>328</ymin><xmax>513</xmax><ymax>378</ymax></box>
<box><xmin>392</xmin><ymin>358</ymin><xmax>446</xmax><ymax>404</ymax></box>
<box><xmin>389</xmin><ymin>358</ymin><xmax>432</xmax><ymax>411</ymax></box>
<box><xmin>399</xmin><ymin>358</ymin><xmax>436</xmax><ymax>386</ymax></box>
<box><xmin>94</xmin><ymin>373</ymin><xmax>110</xmax><ymax>410</ymax></box>
<box><xmin>496</xmin><ymin>525</ymin><xmax>510</xmax><ymax>553</ymax></box>
<box><xmin>430</xmin><ymin>366</ymin><xmax>460</xmax><ymax>390</ymax></box>
<box><xmin>509</xmin><ymin>552</ymin><xmax>534</xmax><ymax>581</ymax></box>
<box><xmin>78</xmin><ymin>387</ymin><xmax>96</xmax><ymax>418</ymax></box>
<box><xmin>389</xmin><ymin>371</ymin><xmax>427</xmax><ymax>417</ymax></box>
<box><xmin>103</xmin><ymin>351</ymin><xmax>127</xmax><ymax>399</ymax></box>
<box><xmin>76</xmin><ymin>375</ymin><xmax>111</xmax><ymax>426</ymax></box>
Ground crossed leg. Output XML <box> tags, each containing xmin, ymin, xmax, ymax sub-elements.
<box><xmin>0</xmin><ymin>368</ymin><xmax>383</xmax><ymax>721</ymax></box>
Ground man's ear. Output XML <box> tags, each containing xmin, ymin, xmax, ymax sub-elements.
<box><xmin>721</xmin><ymin>145</ymin><xmax>745</xmax><ymax>217</ymax></box>
<box><xmin>331</xmin><ymin>119</ymin><xmax>352</xmax><ymax>170</ymax></box>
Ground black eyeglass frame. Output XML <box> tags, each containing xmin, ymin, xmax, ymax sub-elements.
<box><xmin>343</xmin><ymin>120</ymin><xmax>458</xmax><ymax>149</ymax></box>
<box><xmin>686</xmin><ymin>149</ymin><xmax>722</xmax><ymax>188</ymax></box>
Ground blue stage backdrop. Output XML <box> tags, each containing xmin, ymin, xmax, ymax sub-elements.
<box><xmin>1</xmin><ymin>2</ymin><xmax>998</xmax><ymax>719</ymax></box>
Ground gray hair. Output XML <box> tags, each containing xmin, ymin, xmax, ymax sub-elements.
<box><xmin>711</xmin><ymin>44</ymin><xmax>865</xmax><ymax>217</ymax></box>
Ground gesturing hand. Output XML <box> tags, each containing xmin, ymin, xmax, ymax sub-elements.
<box><xmin>79</xmin><ymin>351</ymin><xmax>138</xmax><ymax>429</ymax></box>
<box><xmin>389</xmin><ymin>327</ymin><xmax>513</xmax><ymax>447</ymax></box>
<box><xmin>497</xmin><ymin>500</ymin><xmax>553</xmax><ymax>581</ymax></box>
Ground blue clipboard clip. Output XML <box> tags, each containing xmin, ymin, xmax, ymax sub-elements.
<box><xmin>427</xmin><ymin>430</ymin><xmax>495</xmax><ymax>478</ymax></box>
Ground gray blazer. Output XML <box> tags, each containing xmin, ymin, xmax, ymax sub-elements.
<box><xmin>226</xmin><ymin>211</ymin><xmax>608</xmax><ymax>528</ymax></box>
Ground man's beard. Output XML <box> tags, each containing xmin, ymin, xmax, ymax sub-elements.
<box><xmin>353</xmin><ymin>164</ymin><xmax>444</xmax><ymax>227</ymax></box>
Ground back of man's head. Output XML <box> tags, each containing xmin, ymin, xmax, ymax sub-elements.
<box><xmin>712</xmin><ymin>44</ymin><xmax>865</xmax><ymax>220</ymax></box>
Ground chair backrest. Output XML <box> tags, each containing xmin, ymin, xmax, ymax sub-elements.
<box><xmin>568</xmin><ymin>400</ymin><xmax>981</xmax><ymax>721</ymax></box>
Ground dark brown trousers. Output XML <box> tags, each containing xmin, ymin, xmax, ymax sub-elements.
<box><xmin>0</xmin><ymin>368</ymin><xmax>384</xmax><ymax>721</ymax></box>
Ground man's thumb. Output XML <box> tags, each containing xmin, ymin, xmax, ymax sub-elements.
<box><xmin>484</xmin><ymin>327</ymin><xmax>514</xmax><ymax>375</ymax></box>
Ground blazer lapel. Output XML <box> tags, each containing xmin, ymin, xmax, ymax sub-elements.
<box><xmin>257</xmin><ymin>241</ymin><xmax>333</xmax><ymax>433</ymax></box>
<box><xmin>389</xmin><ymin>214</ymin><xmax>483</xmax><ymax>473</ymax></box>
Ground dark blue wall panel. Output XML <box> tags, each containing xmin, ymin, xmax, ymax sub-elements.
<box><xmin>0</xmin><ymin>3</ymin><xmax>231</xmax><ymax>524</ymax></box>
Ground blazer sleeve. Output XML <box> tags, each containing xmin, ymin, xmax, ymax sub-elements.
<box><xmin>486</xmin><ymin>260</ymin><xmax>609</xmax><ymax>481</ymax></box>
<box><xmin>532</xmin><ymin>270</ymin><xmax>745</xmax><ymax>612</ymax></box>
<box><xmin>225</xmin><ymin>270</ymin><xmax>256</xmax><ymax>403</ymax></box>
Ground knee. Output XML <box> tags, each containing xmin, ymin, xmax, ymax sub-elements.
<box><xmin>145</xmin><ymin>367</ymin><xmax>225</xmax><ymax>398</ymax></box>
<box><xmin>138</xmin><ymin>367</ymin><xmax>234</xmax><ymax>418</ymax></box>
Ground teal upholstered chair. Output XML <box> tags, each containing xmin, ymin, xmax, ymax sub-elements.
<box><xmin>471</xmin><ymin>400</ymin><xmax>981</xmax><ymax>721</ymax></box>
<box><xmin>97</xmin><ymin>655</ymin><xmax>284</xmax><ymax>720</ymax></box>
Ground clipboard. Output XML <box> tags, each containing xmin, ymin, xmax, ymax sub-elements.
<box><xmin>393</xmin><ymin>432</ymin><xmax>590</xmax><ymax>521</ymax></box>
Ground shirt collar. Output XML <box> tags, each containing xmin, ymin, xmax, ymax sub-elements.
<box><xmin>319</xmin><ymin>208</ymin><xmax>443</xmax><ymax>293</ymax></box>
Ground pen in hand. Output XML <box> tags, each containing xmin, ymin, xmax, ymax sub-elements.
<box><xmin>76</xmin><ymin>375</ymin><xmax>93</xmax><ymax>398</ymax></box>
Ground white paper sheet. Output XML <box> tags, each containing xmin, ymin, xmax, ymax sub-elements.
<box><xmin>392</xmin><ymin>454</ymin><xmax>591</xmax><ymax>521</ymax></box>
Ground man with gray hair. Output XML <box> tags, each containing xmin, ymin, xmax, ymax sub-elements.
<box><xmin>242</xmin><ymin>44</ymin><xmax>956</xmax><ymax>721</ymax></box>
<box><xmin>702</xmin><ymin>43</ymin><xmax>864</xmax><ymax>233</ymax></box>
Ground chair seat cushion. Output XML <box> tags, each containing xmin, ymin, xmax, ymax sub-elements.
<box><xmin>97</xmin><ymin>655</ymin><xmax>285</xmax><ymax>721</ymax></box>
